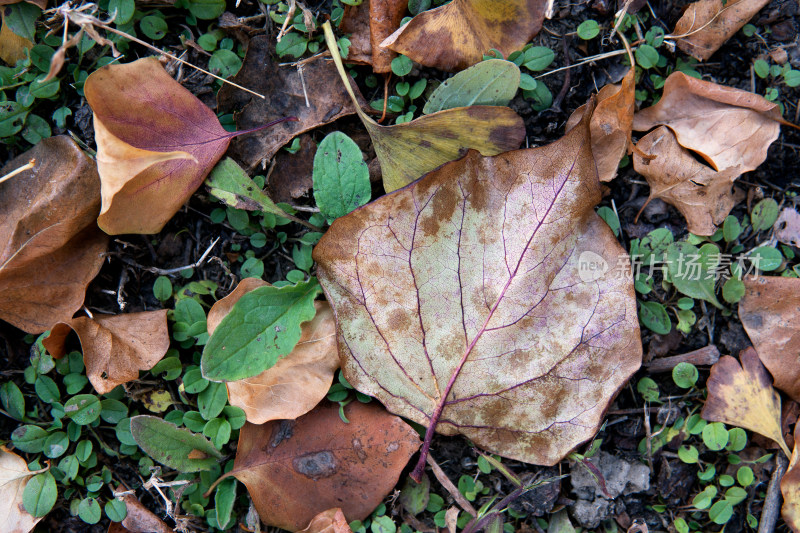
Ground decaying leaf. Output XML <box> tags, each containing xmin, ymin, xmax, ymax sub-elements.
<box><xmin>633</xmin><ymin>126</ymin><xmax>743</xmax><ymax>235</ymax></box>
<box><xmin>0</xmin><ymin>13</ymin><xmax>33</xmax><ymax>65</ymax></box>
<box><xmin>42</xmin><ymin>311</ymin><xmax>170</xmax><ymax>394</ymax></box>
<box><xmin>781</xmin><ymin>422</ymin><xmax>800</xmax><ymax>532</ymax></box>
<box><xmin>206</xmin><ymin>279</ymin><xmax>339</xmax><ymax>424</ymax></box>
<box><xmin>324</xmin><ymin>22</ymin><xmax>525</xmax><ymax>192</ymax></box>
<box><xmin>381</xmin><ymin>0</ymin><xmax>548</xmax><ymax>72</ymax></box>
<box><xmin>313</xmin><ymin>96</ymin><xmax>642</xmax><ymax>477</ymax></box>
<box><xmin>566</xmin><ymin>65</ymin><xmax>634</xmax><ymax>183</ymax></box>
<box><xmin>775</xmin><ymin>207</ymin><xmax>800</xmax><ymax>247</ymax></box>
<box><xmin>107</xmin><ymin>490</ymin><xmax>173</xmax><ymax>533</ymax></box>
<box><xmin>673</xmin><ymin>0</ymin><xmax>770</xmax><ymax>61</ymax></box>
<box><xmin>739</xmin><ymin>276</ymin><xmax>800</xmax><ymax>403</ymax></box>
<box><xmin>0</xmin><ymin>136</ymin><xmax>107</xmax><ymax>334</ymax></box>
<box><xmin>339</xmin><ymin>0</ymin><xmax>408</xmax><ymax>73</ymax></box>
<box><xmin>266</xmin><ymin>134</ymin><xmax>317</xmax><ymax>203</ymax></box>
<box><xmin>298</xmin><ymin>508</ymin><xmax>352</xmax><ymax>533</ymax></box>
<box><xmin>0</xmin><ymin>446</ymin><xmax>46</xmax><ymax>533</ymax></box>
<box><xmin>633</xmin><ymin>72</ymin><xmax>783</xmax><ymax>174</ymax></box>
<box><xmin>701</xmin><ymin>347</ymin><xmax>791</xmax><ymax>457</ymax></box>
<box><xmin>220</xmin><ymin>401</ymin><xmax>420</xmax><ymax>531</ymax></box>
<box><xmin>339</xmin><ymin>1</ymin><xmax>372</xmax><ymax>66</ymax></box>
<box><xmin>85</xmin><ymin>57</ymin><xmax>244</xmax><ymax>235</ymax></box>
<box><xmin>217</xmin><ymin>35</ymin><xmax>365</xmax><ymax>170</ymax></box>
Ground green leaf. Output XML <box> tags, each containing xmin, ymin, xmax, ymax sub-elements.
<box><xmin>150</xmin><ymin>356</ymin><xmax>182</xmax><ymax>380</ymax></box>
<box><xmin>209</xmin><ymin>49</ymin><xmax>242</xmax><ymax>79</ymax></box>
<box><xmin>754</xmin><ymin>59</ymin><xmax>770</xmax><ymax>79</ymax></box>
<box><xmin>130</xmin><ymin>415</ymin><xmax>222</xmax><ymax>472</ymax></box>
<box><xmin>108</xmin><ymin>0</ymin><xmax>135</xmax><ymax>24</ymax></box>
<box><xmin>524</xmin><ymin>81</ymin><xmax>552</xmax><ymax>111</ymax></box>
<box><xmin>749</xmin><ymin>246</ymin><xmax>783</xmax><ymax>272</ymax></box>
<box><xmin>737</xmin><ymin>466</ymin><xmax>754</xmax><ymax>487</ymax></box>
<box><xmin>726</xmin><ymin>427</ymin><xmax>747</xmax><ymax>452</ymax></box>
<box><xmin>522</xmin><ymin>46</ymin><xmax>554</xmax><ymax>71</ymax></box>
<box><xmin>78</xmin><ymin>498</ymin><xmax>102</xmax><ymax>524</ymax></box>
<box><xmin>215</xmin><ymin>478</ymin><xmax>237</xmax><ymax>529</ymax></box>
<box><xmin>722</xmin><ymin>278</ymin><xmax>745</xmax><ymax>303</ymax></box>
<box><xmin>423</xmin><ymin>59</ymin><xmax>520</xmax><ymax>114</ymax></box>
<box><xmin>203</xmin><ymin>417</ymin><xmax>232</xmax><ymax>448</ymax></box>
<box><xmin>702</xmin><ymin>422</ymin><xmax>729</xmax><ymax>451</ymax></box>
<box><xmin>635</xmin><ymin>44</ymin><xmax>659</xmax><ymax>69</ymax></box>
<box><xmin>206</xmin><ymin>158</ymin><xmax>299</xmax><ymax>222</ymax></box>
<box><xmin>23</xmin><ymin>472</ymin><xmax>57</xmax><ymax>517</ymax></box>
<box><xmin>5</xmin><ymin>2</ymin><xmax>41</xmax><ymax>41</ymax></box>
<box><xmin>708</xmin><ymin>500</ymin><xmax>733</xmax><ymax>524</ymax></box>
<box><xmin>597</xmin><ymin>206</ymin><xmax>620</xmax><ymax>237</ymax></box>
<box><xmin>153</xmin><ymin>276</ymin><xmax>172</xmax><ymax>301</ymax></box>
<box><xmin>784</xmin><ymin>69</ymin><xmax>800</xmax><ymax>87</ymax></box>
<box><xmin>100</xmin><ymin>399</ymin><xmax>128</xmax><ymax>424</ymax></box>
<box><xmin>183</xmin><ymin>368</ymin><xmax>210</xmax><ymax>394</ymax></box>
<box><xmin>198</xmin><ymin>381</ymin><xmax>228</xmax><ymax>420</ymax></box>
<box><xmin>11</xmin><ymin>425</ymin><xmax>48</xmax><ymax>453</ymax></box>
<box><xmin>64</xmin><ymin>394</ymin><xmax>101</xmax><ymax>425</ymax></box>
<box><xmin>313</xmin><ymin>132</ymin><xmax>371</xmax><ymax>221</ymax></box>
<box><xmin>21</xmin><ymin>114</ymin><xmax>51</xmax><ymax>144</ymax></box>
<box><xmin>201</xmin><ymin>278</ymin><xmax>322</xmax><ymax>381</ymax></box>
<box><xmin>57</xmin><ymin>455</ymin><xmax>79</xmax><ymax>480</ymax></box>
<box><xmin>692</xmin><ymin>485</ymin><xmax>717</xmax><ymax>510</ymax></box>
<box><xmin>751</xmin><ymin>198</ymin><xmax>779</xmax><ymax>232</ymax></box>
<box><xmin>666</xmin><ymin>242</ymin><xmax>722</xmax><ymax>308</ymax></box>
<box><xmin>276</xmin><ymin>32</ymin><xmax>308</xmax><ymax>58</ymax></box>
<box><xmin>1</xmin><ymin>381</ymin><xmax>25</xmax><ymax>420</ymax></box>
<box><xmin>139</xmin><ymin>16</ymin><xmax>168</xmax><ymax>40</ymax></box>
<box><xmin>43</xmin><ymin>431</ymin><xmax>68</xmax><ymax>458</ymax></box>
<box><xmin>391</xmin><ymin>55</ymin><xmax>413</xmax><ymax>77</ymax></box>
<box><xmin>639</xmin><ymin>301</ymin><xmax>671</xmax><ymax>334</ymax></box>
<box><xmin>399</xmin><ymin>475</ymin><xmax>430</xmax><ymax>515</ymax></box>
<box><xmin>672</xmin><ymin>362</ymin><xmax>698</xmax><ymax>388</ymax></box>
<box><xmin>223</xmin><ymin>405</ymin><xmax>246</xmax><ymax>429</ymax></box>
<box><xmin>183</xmin><ymin>411</ymin><xmax>206</xmax><ymax>432</ymax></box>
<box><xmin>637</xmin><ymin>377</ymin><xmax>659</xmax><ymax>402</ymax></box>
<box><xmin>105</xmin><ymin>498</ymin><xmax>128</xmax><ymax>522</ymax></box>
<box><xmin>0</xmin><ymin>101</ymin><xmax>30</xmax><ymax>138</ymax></box>
<box><xmin>577</xmin><ymin>20</ymin><xmax>600</xmax><ymax>40</ymax></box>
<box><xmin>677</xmin><ymin>445</ymin><xmax>698</xmax><ymax>464</ymax></box>
<box><xmin>186</xmin><ymin>0</ymin><xmax>226</xmax><ymax>19</ymax></box>
<box><xmin>371</xmin><ymin>515</ymin><xmax>397</xmax><ymax>533</ymax></box>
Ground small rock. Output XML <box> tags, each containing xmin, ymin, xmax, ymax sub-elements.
<box><xmin>571</xmin><ymin>451</ymin><xmax>650</xmax><ymax>500</ymax></box>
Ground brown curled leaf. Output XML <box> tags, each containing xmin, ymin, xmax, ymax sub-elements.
<box><xmin>781</xmin><ymin>422</ymin><xmax>800</xmax><ymax>532</ymax></box>
<box><xmin>298</xmin><ymin>508</ymin><xmax>353</xmax><ymax>533</ymax></box>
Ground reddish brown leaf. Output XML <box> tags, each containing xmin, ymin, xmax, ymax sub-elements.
<box><xmin>0</xmin><ymin>136</ymin><xmax>107</xmax><ymax>334</ymax></box>
<box><xmin>633</xmin><ymin>72</ymin><xmax>782</xmax><ymax>174</ymax></box>
<box><xmin>106</xmin><ymin>490</ymin><xmax>172</xmax><ymax>533</ymax></box>
<box><xmin>739</xmin><ymin>276</ymin><xmax>800</xmax><ymax>403</ymax></box>
<box><xmin>701</xmin><ymin>347</ymin><xmax>791</xmax><ymax>457</ymax></box>
<box><xmin>217</xmin><ymin>36</ymin><xmax>366</xmax><ymax>171</ymax></box>
<box><xmin>313</xmin><ymin>99</ymin><xmax>642</xmax><ymax>477</ymax></box>
<box><xmin>566</xmin><ymin>66</ymin><xmax>635</xmax><ymax>182</ymax></box>
<box><xmin>339</xmin><ymin>1</ymin><xmax>374</xmax><ymax>66</ymax></box>
<box><xmin>673</xmin><ymin>0</ymin><xmax>770</xmax><ymax>61</ymax></box>
<box><xmin>298</xmin><ymin>508</ymin><xmax>353</xmax><ymax>533</ymax></box>
<box><xmin>632</xmin><ymin>126</ymin><xmax>743</xmax><ymax>235</ymax></box>
<box><xmin>206</xmin><ymin>279</ymin><xmax>339</xmax><ymax>424</ymax></box>
<box><xmin>782</xmin><ymin>422</ymin><xmax>800</xmax><ymax>531</ymax></box>
<box><xmin>42</xmin><ymin>311</ymin><xmax>170</xmax><ymax>394</ymax></box>
<box><xmin>381</xmin><ymin>0</ymin><xmax>548</xmax><ymax>72</ymax></box>
<box><xmin>225</xmin><ymin>401</ymin><xmax>420</xmax><ymax>531</ymax></box>
<box><xmin>85</xmin><ymin>57</ymin><xmax>239</xmax><ymax>235</ymax></box>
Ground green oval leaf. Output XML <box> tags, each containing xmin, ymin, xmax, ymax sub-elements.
<box><xmin>313</xmin><ymin>131</ymin><xmax>371</xmax><ymax>221</ymax></box>
<box><xmin>672</xmin><ymin>362</ymin><xmax>698</xmax><ymax>388</ymax></box>
<box><xmin>23</xmin><ymin>472</ymin><xmax>57</xmax><ymax>517</ymax></box>
<box><xmin>423</xmin><ymin>59</ymin><xmax>521</xmax><ymax>114</ymax></box>
<box><xmin>130</xmin><ymin>415</ymin><xmax>222</xmax><ymax>472</ymax></box>
<box><xmin>639</xmin><ymin>300</ymin><xmax>671</xmax><ymax>334</ymax></box>
<box><xmin>78</xmin><ymin>497</ymin><xmax>102</xmax><ymax>524</ymax></box>
<box><xmin>702</xmin><ymin>421</ymin><xmax>729</xmax><ymax>451</ymax></box>
<box><xmin>64</xmin><ymin>394</ymin><xmax>101</xmax><ymax>425</ymax></box>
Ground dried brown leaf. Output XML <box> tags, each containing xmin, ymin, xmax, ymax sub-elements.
<box><xmin>0</xmin><ymin>136</ymin><xmax>107</xmax><ymax>334</ymax></box>
<box><xmin>701</xmin><ymin>347</ymin><xmax>791</xmax><ymax>457</ymax></box>
<box><xmin>0</xmin><ymin>447</ymin><xmax>45</xmax><ymax>533</ymax></box>
<box><xmin>633</xmin><ymin>126</ymin><xmax>743</xmax><ymax>235</ymax></box>
<box><xmin>313</xmin><ymin>98</ymin><xmax>642</xmax><ymax>476</ymax></box>
<box><xmin>739</xmin><ymin>276</ymin><xmax>800</xmax><ymax>402</ymax></box>
<box><xmin>43</xmin><ymin>311</ymin><xmax>170</xmax><ymax>394</ymax></box>
<box><xmin>0</xmin><ymin>14</ymin><xmax>33</xmax><ymax>65</ymax></box>
<box><xmin>266</xmin><ymin>134</ymin><xmax>317</xmax><ymax>203</ymax></box>
<box><xmin>633</xmin><ymin>72</ymin><xmax>782</xmax><ymax>173</ymax></box>
<box><xmin>775</xmin><ymin>207</ymin><xmax>800</xmax><ymax>247</ymax></box>
<box><xmin>217</xmin><ymin>36</ymin><xmax>365</xmax><ymax>170</ymax></box>
<box><xmin>339</xmin><ymin>1</ymin><xmax>373</xmax><ymax>66</ymax></box>
<box><xmin>106</xmin><ymin>490</ymin><xmax>172</xmax><ymax>533</ymax></box>
<box><xmin>85</xmin><ymin>57</ymin><xmax>236</xmax><ymax>235</ymax></box>
<box><xmin>566</xmin><ymin>66</ymin><xmax>635</xmax><ymax>182</ymax></box>
<box><xmin>673</xmin><ymin>0</ymin><xmax>770</xmax><ymax>61</ymax></box>
<box><xmin>782</xmin><ymin>422</ymin><xmax>800</xmax><ymax>532</ymax></box>
<box><xmin>381</xmin><ymin>0</ymin><xmax>548</xmax><ymax>72</ymax></box>
<box><xmin>206</xmin><ymin>279</ymin><xmax>339</xmax><ymax>424</ymax></box>
<box><xmin>298</xmin><ymin>508</ymin><xmax>353</xmax><ymax>533</ymax></box>
<box><xmin>227</xmin><ymin>401</ymin><xmax>420</xmax><ymax>531</ymax></box>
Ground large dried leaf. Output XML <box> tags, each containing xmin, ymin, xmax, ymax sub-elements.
<box><xmin>42</xmin><ymin>311</ymin><xmax>170</xmax><ymax>394</ymax></box>
<box><xmin>324</xmin><ymin>22</ymin><xmax>525</xmax><ymax>193</ymax></box>
<box><xmin>84</xmin><ymin>57</ymin><xmax>234</xmax><ymax>235</ymax></box>
<box><xmin>298</xmin><ymin>508</ymin><xmax>352</xmax><ymax>533</ymax></box>
<box><xmin>223</xmin><ymin>401</ymin><xmax>420</xmax><ymax>531</ymax></box>
<box><xmin>739</xmin><ymin>276</ymin><xmax>800</xmax><ymax>402</ymax></box>
<box><xmin>217</xmin><ymin>35</ymin><xmax>365</xmax><ymax>170</ymax></box>
<box><xmin>107</xmin><ymin>490</ymin><xmax>173</xmax><ymax>533</ymax></box>
<box><xmin>633</xmin><ymin>126</ymin><xmax>742</xmax><ymax>235</ymax></box>
<box><xmin>673</xmin><ymin>0</ymin><xmax>770</xmax><ymax>61</ymax></box>
<box><xmin>632</xmin><ymin>72</ymin><xmax>782</xmax><ymax>173</ymax></box>
<box><xmin>701</xmin><ymin>347</ymin><xmax>791</xmax><ymax>457</ymax></box>
<box><xmin>0</xmin><ymin>136</ymin><xmax>107</xmax><ymax>334</ymax></box>
<box><xmin>565</xmin><ymin>66</ymin><xmax>634</xmax><ymax>183</ymax></box>
<box><xmin>339</xmin><ymin>1</ymin><xmax>372</xmax><ymax>66</ymax></box>
<box><xmin>381</xmin><ymin>0</ymin><xmax>548</xmax><ymax>72</ymax></box>
<box><xmin>781</xmin><ymin>422</ymin><xmax>800</xmax><ymax>532</ymax></box>
<box><xmin>206</xmin><ymin>279</ymin><xmax>339</xmax><ymax>424</ymax></box>
<box><xmin>313</xmin><ymin>100</ymin><xmax>642</xmax><ymax>473</ymax></box>
<box><xmin>0</xmin><ymin>446</ymin><xmax>45</xmax><ymax>533</ymax></box>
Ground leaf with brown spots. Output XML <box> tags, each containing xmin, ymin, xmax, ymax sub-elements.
<box><xmin>341</xmin><ymin>0</ymin><xmax>408</xmax><ymax>73</ymax></box>
<box><xmin>632</xmin><ymin>72</ymin><xmax>784</xmax><ymax>174</ymax></box>
<box><xmin>42</xmin><ymin>311</ymin><xmax>170</xmax><ymax>394</ymax></box>
<box><xmin>781</xmin><ymin>422</ymin><xmax>800</xmax><ymax>532</ymax></box>
<box><xmin>85</xmin><ymin>57</ymin><xmax>286</xmax><ymax>235</ymax></box>
<box><xmin>298</xmin><ymin>508</ymin><xmax>352</xmax><ymax>533</ymax></box>
<box><xmin>701</xmin><ymin>347</ymin><xmax>791</xmax><ymax>457</ymax></box>
<box><xmin>0</xmin><ymin>136</ymin><xmax>107</xmax><ymax>334</ymax></box>
<box><xmin>566</xmin><ymin>65</ymin><xmax>635</xmax><ymax>183</ymax></box>
<box><xmin>324</xmin><ymin>22</ymin><xmax>525</xmax><ymax>192</ymax></box>
<box><xmin>739</xmin><ymin>276</ymin><xmax>800</xmax><ymax>403</ymax></box>
<box><xmin>381</xmin><ymin>0</ymin><xmax>548</xmax><ymax>72</ymax></box>
<box><xmin>217</xmin><ymin>35</ymin><xmax>367</xmax><ymax>171</ymax></box>
<box><xmin>218</xmin><ymin>401</ymin><xmax>420</xmax><ymax>532</ymax></box>
<box><xmin>673</xmin><ymin>0</ymin><xmax>770</xmax><ymax>61</ymax></box>
<box><xmin>632</xmin><ymin>126</ymin><xmax>744</xmax><ymax>235</ymax></box>
<box><xmin>313</xmin><ymin>90</ymin><xmax>642</xmax><ymax>481</ymax></box>
<box><xmin>206</xmin><ymin>279</ymin><xmax>339</xmax><ymax>424</ymax></box>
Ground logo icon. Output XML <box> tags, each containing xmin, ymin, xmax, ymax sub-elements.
<box><xmin>577</xmin><ymin>251</ymin><xmax>609</xmax><ymax>282</ymax></box>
